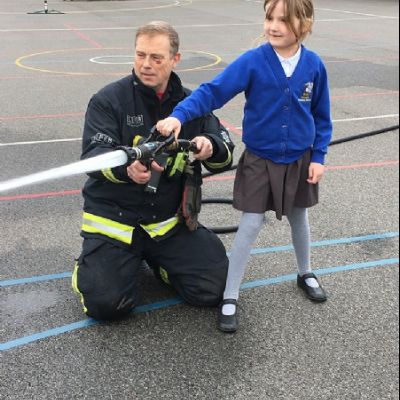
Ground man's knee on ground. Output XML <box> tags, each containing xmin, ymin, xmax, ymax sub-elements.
<box><xmin>176</xmin><ymin>265</ymin><xmax>228</xmax><ymax>307</ymax></box>
<box><xmin>84</xmin><ymin>292</ymin><xmax>137</xmax><ymax>321</ymax></box>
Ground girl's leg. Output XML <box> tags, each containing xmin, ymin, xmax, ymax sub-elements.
<box><xmin>222</xmin><ymin>212</ymin><xmax>265</xmax><ymax>315</ymax></box>
<box><xmin>287</xmin><ymin>207</ymin><xmax>319</xmax><ymax>288</ymax></box>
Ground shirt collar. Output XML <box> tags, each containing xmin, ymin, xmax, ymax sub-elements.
<box><xmin>274</xmin><ymin>46</ymin><xmax>302</xmax><ymax>66</ymax></box>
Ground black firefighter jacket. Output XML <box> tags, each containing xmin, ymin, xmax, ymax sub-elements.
<box><xmin>80</xmin><ymin>71</ymin><xmax>235</xmax><ymax>241</ymax></box>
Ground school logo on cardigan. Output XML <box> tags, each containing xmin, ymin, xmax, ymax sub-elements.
<box><xmin>299</xmin><ymin>82</ymin><xmax>314</xmax><ymax>102</ymax></box>
<box><xmin>127</xmin><ymin>114</ymin><xmax>144</xmax><ymax>128</ymax></box>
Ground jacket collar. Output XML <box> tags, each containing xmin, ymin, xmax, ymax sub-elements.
<box><xmin>131</xmin><ymin>70</ymin><xmax>185</xmax><ymax>104</ymax></box>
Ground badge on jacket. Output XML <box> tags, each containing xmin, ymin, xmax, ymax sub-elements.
<box><xmin>127</xmin><ymin>114</ymin><xmax>144</xmax><ymax>128</ymax></box>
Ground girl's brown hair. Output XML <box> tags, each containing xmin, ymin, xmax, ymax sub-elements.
<box><xmin>264</xmin><ymin>0</ymin><xmax>314</xmax><ymax>41</ymax></box>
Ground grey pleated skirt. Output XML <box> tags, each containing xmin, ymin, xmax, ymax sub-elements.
<box><xmin>233</xmin><ymin>149</ymin><xmax>319</xmax><ymax>220</ymax></box>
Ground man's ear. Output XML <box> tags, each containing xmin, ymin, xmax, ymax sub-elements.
<box><xmin>172</xmin><ymin>52</ymin><xmax>181</xmax><ymax>68</ymax></box>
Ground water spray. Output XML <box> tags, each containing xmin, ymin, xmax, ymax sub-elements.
<box><xmin>0</xmin><ymin>138</ymin><xmax>198</xmax><ymax>194</ymax></box>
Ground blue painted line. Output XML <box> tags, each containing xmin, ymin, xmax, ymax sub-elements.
<box><xmin>0</xmin><ymin>257</ymin><xmax>398</xmax><ymax>351</ymax></box>
<box><xmin>134</xmin><ymin>298</ymin><xmax>183</xmax><ymax>313</ymax></box>
<box><xmin>249</xmin><ymin>231</ymin><xmax>399</xmax><ymax>255</ymax></box>
<box><xmin>240</xmin><ymin>257</ymin><xmax>399</xmax><ymax>290</ymax></box>
<box><xmin>0</xmin><ymin>319</ymin><xmax>100</xmax><ymax>352</ymax></box>
<box><xmin>0</xmin><ymin>298</ymin><xmax>185</xmax><ymax>352</ymax></box>
<box><xmin>0</xmin><ymin>272</ymin><xmax>71</xmax><ymax>288</ymax></box>
<box><xmin>1</xmin><ymin>231</ymin><xmax>398</xmax><ymax>288</ymax></box>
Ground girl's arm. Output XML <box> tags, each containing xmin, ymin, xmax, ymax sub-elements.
<box><xmin>157</xmin><ymin>52</ymin><xmax>252</xmax><ymax>136</ymax></box>
<box><xmin>311</xmin><ymin>61</ymin><xmax>333</xmax><ymax>165</ymax></box>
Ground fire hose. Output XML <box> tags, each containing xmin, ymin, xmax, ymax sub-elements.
<box><xmin>204</xmin><ymin>124</ymin><xmax>399</xmax><ymax>234</ymax></box>
<box><xmin>0</xmin><ymin>136</ymin><xmax>198</xmax><ymax>193</ymax></box>
<box><xmin>0</xmin><ymin>124</ymin><xmax>398</xmax><ymax>234</ymax></box>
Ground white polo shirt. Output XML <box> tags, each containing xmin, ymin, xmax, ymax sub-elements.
<box><xmin>275</xmin><ymin>46</ymin><xmax>302</xmax><ymax>78</ymax></box>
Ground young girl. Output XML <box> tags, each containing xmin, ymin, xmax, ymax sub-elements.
<box><xmin>157</xmin><ymin>0</ymin><xmax>332</xmax><ymax>333</ymax></box>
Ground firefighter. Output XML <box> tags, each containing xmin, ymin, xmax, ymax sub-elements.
<box><xmin>72</xmin><ymin>21</ymin><xmax>235</xmax><ymax>321</ymax></box>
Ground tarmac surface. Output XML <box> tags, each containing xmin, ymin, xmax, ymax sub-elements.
<box><xmin>0</xmin><ymin>0</ymin><xmax>399</xmax><ymax>399</ymax></box>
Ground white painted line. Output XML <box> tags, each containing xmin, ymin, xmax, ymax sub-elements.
<box><xmin>332</xmin><ymin>114</ymin><xmax>399</xmax><ymax>123</ymax></box>
<box><xmin>1</xmin><ymin>23</ymin><xmax>260</xmax><ymax>33</ymax></box>
<box><xmin>316</xmin><ymin>7</ymin><xmax>399</xmax><ymax>20</ymax></box>
<box><xmin>90</xmin><ymin>56</ymin><xmax>133</xmax><ymax>65</ymax></box>
<box><xmin>0</xmin><ymin>138</ymin><xmax>82</xmax><ymax>147</ymax></box>
<box><xmin>0</xmin><ymin>0</ymin><xmax>193</xmax><ymax>15</ymax></box>
<box><xmin>0</xmin><ymin>115</ymin><xmax>398</xmax><ymax>147</ymax></box>
<box><xmin>0</xmin><ymin>15</ymin><xmax>396</xmax><ymax>33</ymax></box>
<box><xmin>233</xmin><ymin>114</ymin><xmax>400</xmax><ymax>130</ymax></box>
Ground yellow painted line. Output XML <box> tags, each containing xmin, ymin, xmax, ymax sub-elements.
<box><xmin>15</xmin><ymin>48</ymin><xmax>123</xmax><ymax>76</ymax></box>
<box><xmin>177</xmin><ymin>50</ymin><xmax>222</xmax><ymax>72</ymax></box>
<box><xmin>15</xmin><ymin>48</ymin><xmax>222</xmax><ymax>76</ymax></box>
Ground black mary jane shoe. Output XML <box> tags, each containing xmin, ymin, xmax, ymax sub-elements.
<box><xmin>218</xmin><ymin>299</ymin><xmax>239</xmax><ymax>333</ymax></box>
<box><xmin>297</xmin><ymin>273</ymin><xmax>328</xmax><ymax>303</ymax></box>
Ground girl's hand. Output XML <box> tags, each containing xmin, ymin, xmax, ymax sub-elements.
<box><xmin>307</xmin><ymin>162</ymin><xmax>325</xmax><ymax>184</ymax></box>
<box><xmin>156</xmin><ymin>117</ymin><xmax>182</xmax><ymax>138</ymax></box>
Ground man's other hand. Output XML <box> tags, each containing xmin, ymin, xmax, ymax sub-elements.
<box><xmin>127</xmin><ymin>161</ymin><xmax>164</xmax><ymax>185</ymax></box>
<box><xmin>192</xmin><ymin>137</ymin><xmax>214</xmax><ymax>161</ymax></box>
<box><xmin>156</xmin><ymin>117</ymin><xmax>182</xmax><ymax>138</ymax></box>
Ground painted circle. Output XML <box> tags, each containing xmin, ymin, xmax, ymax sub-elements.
<box><xmin>15</xmin><ymin>48</ymin><xmax>222</xmax><ymax>76</ymax></box>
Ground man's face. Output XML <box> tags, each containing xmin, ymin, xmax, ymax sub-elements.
<box><xmin>134</xmin><ymin>34</ymin><xmax>181</xmax><ymax>93</ymax></box>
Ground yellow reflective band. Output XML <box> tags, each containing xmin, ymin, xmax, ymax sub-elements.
<box><xmin>101</xmin><ymin>168</ymin><xmax>126</xmax><ymax>184</ymax></box>
<box><xmin>159</xmin><ymin>266</ymin><xmax>171</xmax><ymax>285</ymax></box>
<box><xmin>204</xmin><ymin>142</ymin><xmax>233</xmax><ymax>169</ymax></box>
<box><xmin>133</xmin><ymin>135</ymin><xmax>143</xmax><ymax>146</ymax></box>
<box><xmin>72</xmin><ymin>262</ymin><xmax>88</xmax><ymax>313</ymax></box>
<box><xmin>141</xmin><ymin>216</ymin><xmax>180</xmax><ymax>239</ymax></box>
<box><xmin>169</xmin><ymin>152</ymin><xmax>188</xmax><ymax>177</ymax></box>
<box><xmin>82</xmin><ymin>212</ymin><xmax>135</xmax><ymax>245</ymax></box>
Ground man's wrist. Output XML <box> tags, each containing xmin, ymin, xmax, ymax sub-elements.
<box><xmin>203</xmin><ymin>135</ymin><xmax>218</xmax><ymax>158</ymax></box>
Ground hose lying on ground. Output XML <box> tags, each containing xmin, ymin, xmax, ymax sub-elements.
<box><xmin>203</xmin><ymin>124</ymin><xmax>399</xmax><ymax>234</ymax></box>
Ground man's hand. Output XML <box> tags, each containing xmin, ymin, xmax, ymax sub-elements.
<box><xmin>192</xmin><ymin>137</ymin><xmax>214</xmax><ymax>161</ymax></box>
<box><xmin>156</xmin><ymin>117</ymin><xmax>182</xmax><ymax>138</ymax></box>
<box><xmin>127</xmin><ymin>161</ymin><xmax>164</xmax><ymax>185</ymax></box>
<box><xmin>308</xmin><ymin>162</ymin><xmax>325</xmax><ymax>184</ymax></box>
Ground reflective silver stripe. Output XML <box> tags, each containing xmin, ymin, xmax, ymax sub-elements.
<box><xmin>82</xmin><ymin>213</ymin><xmax>134</xmax><ymax>244</ymax></box>
<box><xmin>140</xmin><ymin>216</ymin><xmax>180</xmax><ymax>238</ymax></box>
<box><xmin>204</xmin><ymin>142</ymin><xmax>233</xmax><ymax>169</ymax></box>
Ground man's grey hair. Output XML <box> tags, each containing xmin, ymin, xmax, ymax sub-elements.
<box><xmin>135</xmin><ymin>21</ymin><xmax>180</xmax><ymax>56</ymax></box>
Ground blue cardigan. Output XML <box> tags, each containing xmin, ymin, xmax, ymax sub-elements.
<box><xmin>172</xmin><ymin>43</ymin><xmax>333</xmax><ymax>164</ymax></box>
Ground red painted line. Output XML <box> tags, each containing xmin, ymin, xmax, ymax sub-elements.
<box><xmin>0</xmin><ymin>189</ymin><xmax>82</xmax><ymax>202</ymax></box>
<box><xmin>0</xmin><ymin>160</ymin><xmax>397</xmax><ymax>202</ymax></box>
<box><xmin>326</xmin><ymin>160</ymin><xmax>399</xmax><ymax>171</ymax></box>
<box><xmin>204</xmin><ymin>175</ymin><xmax>235</xmax><ymax>182</ymax></box>
<box><xmin>220</xmin><ymin>119</ymin><xmax>243</xmax><ymax>136</ymax></box>
<box><xmin>64</xmin><ymin>23</ymin><xmax>103</xmax><ymax>49</ymax></box>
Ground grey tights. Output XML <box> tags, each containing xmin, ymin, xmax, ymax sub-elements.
<box><xmin>223</xmin><ymin>207</ymin><xmax>312</xmax><ymax>301</ymax></box>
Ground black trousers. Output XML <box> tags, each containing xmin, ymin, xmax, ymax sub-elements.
<box><xmin>74</xmin><ymin>225</ymin><xmax>229</xmax><ymax>320</ymax></box>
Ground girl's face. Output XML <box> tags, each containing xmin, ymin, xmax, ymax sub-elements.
<box><xmin>264</xmin><ymin>0</ymin><xmax>301</xmax><ymax>56</ymax></box>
